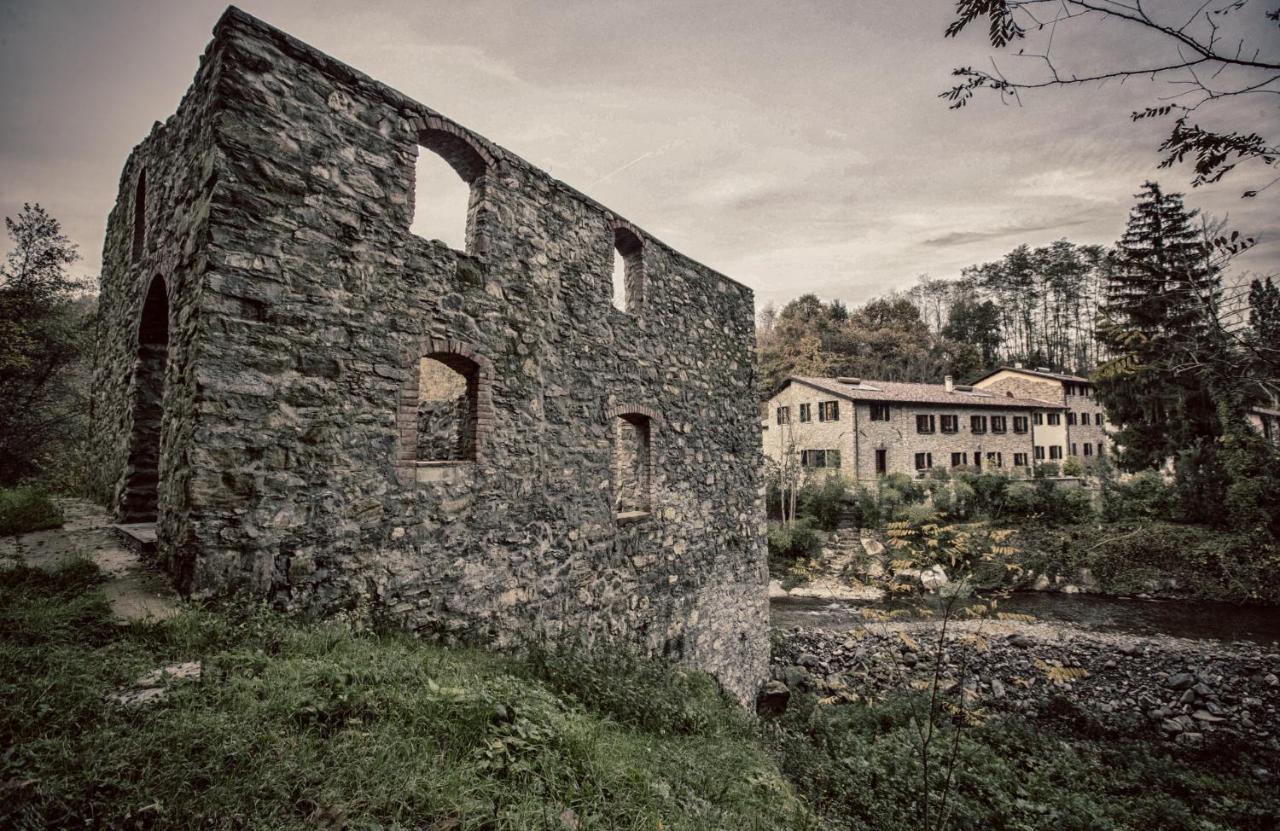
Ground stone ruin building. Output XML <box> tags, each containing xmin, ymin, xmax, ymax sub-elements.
<box><xmin>91</xmin><ymin>7</ymin><xmax>768</xmax><ymax>703</ymax></box>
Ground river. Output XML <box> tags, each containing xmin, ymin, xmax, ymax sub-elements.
<box><xmin>772</xmin><ymin>592</ymin><xmax>1280</xmax><ymax>646</ymax></box>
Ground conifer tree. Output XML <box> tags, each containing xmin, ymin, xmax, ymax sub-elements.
<box><xmin>1095</xmin><ymin>182</ymin><xmax>1223</xmax><ymax>475</ymax></box>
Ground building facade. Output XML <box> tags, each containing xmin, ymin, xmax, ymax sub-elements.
<box><xmin>1248</xmin><ymin>406</ymin><xmax>1280</xmax><ymax>447</ymax></box>
<box><xmin>90</xmin><ymin>7</ymin><xmax>767</xmax><ymax>704</ymax></box>
<box><xmin>762</xmin><ymin>376</ymin><xmax>1064</xmax><ymax>481</ymax></box>
<box><xmin>972</xmin><ymin>366</ymin><xmax>1109</xmax><ymax>465</ymax></box>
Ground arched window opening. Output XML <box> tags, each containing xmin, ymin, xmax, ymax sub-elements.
<box><xmin>132</xmin><ymin>169</ymin><xmax>147</xmax><ymax>262</ymax></box>
<box><xmin>612</xmin><ymin>413</ymin><xmax>652</xmax><ymax>516</ymax></box>
<box><xmin>415</xmin><ymin>354</ymin><xmax>479</xmax><ymax>462</ymax></box>
<box><xmin>611</xmin><ymin>225</ymin><xmax>644</xmax><ymax>314</ymax></box>
<box><xmin>121</xmin><ymin>276</ymin><xmax>169</xmax><ymax>523</ymax></box>
<box><xmin>410</xmin><ymin>127</ymin><xmax>489</xmax><ymax>253</ymax></box>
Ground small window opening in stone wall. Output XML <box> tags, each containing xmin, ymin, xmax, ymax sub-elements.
<box><xmin>397</xmin><ymin>339</ymin><xmax>494</xmax><ymax>478</ymax></box>
<box><xmin>612</xmin><ymin>413</ymin><xmax>652</xmax><ymax>515</ymax></box>
<box><xmin>409</xmin><ymin>124</ymin><xmax>491</xmax><ymax>254</ymax></box>
<box><xmin>611</xmin><ymin>225</ymin><xmax>644</xmax><ymax>314</ymax></box>
<box><xmin>132</xmin><ymin>169</ymin><xmax>146</xmax><ymax>262</ymax></box>
<box><xmin>411</xmin><ymin>146</ymin><xmax>471</xmax><ymax>250</ymax></box>
<box><xmin>415</xmin><ymin>355</ymin><xmax>477</xmax><ymax>461</ymax></box>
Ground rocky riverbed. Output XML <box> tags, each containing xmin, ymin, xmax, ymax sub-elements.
<box><xmin>770</xmin><ymin>618</ymin><xmax>1280</xmax><ymax>760</ymax></box>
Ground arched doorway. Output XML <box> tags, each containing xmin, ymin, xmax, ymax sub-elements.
<box><xmin>120</xmin><ymin>276</ymin><xmax>169</xmax><ymax>523</ymax></box>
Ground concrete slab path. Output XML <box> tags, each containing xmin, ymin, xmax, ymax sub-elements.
<box><xmin>0</xmin><ymin>499</ymin><xmax>180</xmax><ymax>622</ymax></box>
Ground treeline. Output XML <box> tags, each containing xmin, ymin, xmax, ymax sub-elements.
<box><xmin>757</xmin><ymin>239</ymin><xmax>1109</xmax><ymax>396</ymax></box>
<box><xmin>0</xmin><ymin>204</ymin><xmax>97</xmax><ymax>496</ymax></box>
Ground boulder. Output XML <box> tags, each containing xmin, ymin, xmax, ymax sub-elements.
<box><xmin>920</xmin><ymin>564</ymin><xmax>949</xmax><ymax>591</ymax></box>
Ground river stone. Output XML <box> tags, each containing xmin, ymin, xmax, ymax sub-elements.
<box><xmin>1165</xmin><ymin>672</ymin><xmax>1196</xmax><ymax>690</ymax></box>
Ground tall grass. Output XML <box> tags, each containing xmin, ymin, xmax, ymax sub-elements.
<box><xmin>0</xmin><ymin>485</ymin><xmax>63</xmax><ymax>536</ymax></box>
<box><xmin>0</xmin><ymin>561</ymin><xmax>810</xmax><ymax>830</ymax></box>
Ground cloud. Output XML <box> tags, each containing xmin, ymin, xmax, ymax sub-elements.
<box><xmin>922</xmin><ymin>216</ymin><xmax>1095</xmax><ymax>248</ymax></box>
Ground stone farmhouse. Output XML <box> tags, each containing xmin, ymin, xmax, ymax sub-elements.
<box><xmin>91</xmin><ymin>7</ymin><xmax>767</xmax><ymax>703</ymax></box>
<box><xmin>971</xmin><ymin>365</ymin><xmax>1110</xmax><ymax>462</ymax></box>
<box><xmin>763</xmin><ymin>375</ymin><xmax>1069</xmax><ymax>481</ymax></box>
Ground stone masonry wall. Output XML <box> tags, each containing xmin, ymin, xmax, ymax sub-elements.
<box><xmin>852</xmin><ymin>402</ymin><xmax>1038</xmax><ymax>478</ymax></box>
<box><xmin>975</xmin><ymin>372</ymin><xmax>1109</xmax><ymax>463</ymax></box>
<box><xmin>91</xmin><ymin>46</ymin><xmax>221</xmax><ymax>565</ymax></box>
<box><xmin>93</xmin><ymin>7</ymin><xmax>768</xmax><ymax>705</ymax></box>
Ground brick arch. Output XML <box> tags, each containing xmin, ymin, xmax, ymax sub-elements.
<box><xmin>603</xmin><ymin>402</ymin><xmax>663</xmax><ymax>427</ymax></box>
<box><xmin>406</xmin><ymin>115</ymin><xmax>497</xmax><ymax>184</ymax></box>
<box><xmin>397</xmin><ymin>338</ymin><xmax>494</xmax><ymax>470</ymax></box>
<box><xmin>405</xmin><ymin>115</ymin><xmax>499</xmax><ymax>255</ymax></box>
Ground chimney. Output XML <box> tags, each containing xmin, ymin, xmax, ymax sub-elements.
<box><xmin>836</xmin><ymin>376</ymin><xmax>861</xmax><ymax>386</ymax></box>
<box><xmin>944</xmin><ymin>375</ymin><xmax>954</xmax><ymax>393</ymax></box>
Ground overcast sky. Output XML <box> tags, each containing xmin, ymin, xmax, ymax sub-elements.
<box><xmin>2</xmin><ymin>0</ymin><xmax>1277</xmax><ymax>310</ymax></box>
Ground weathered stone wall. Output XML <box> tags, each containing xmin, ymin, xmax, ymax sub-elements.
<box><xmin>416</xmin><ymin>397</ymin><xmax>466</xmax><ymax>461</ymax></box>
<box><xmin>91</xmin><ymin>44</ymin><xmax>220</xmax><ymax>560</ymax></box>
<box><xmin>93</xmin><ymin>7</ymin><xmax>768</xmax><ymax>704</ymax></box>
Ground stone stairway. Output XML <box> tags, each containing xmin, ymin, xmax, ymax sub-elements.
<box><xmin>773</xmin><ymin>507</ymin><xmax>886</xmax><ymax>601</ymax></box>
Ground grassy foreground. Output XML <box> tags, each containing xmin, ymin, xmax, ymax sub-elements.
<box><xmin>0</xmin><ymin>561</ymin><xmax>807</xmax><ymax>830</ymax></box>
<box><xmin>4</xmin><ymin>560</ymin><xmax>1277</xmax><ymax>830</ymax></box>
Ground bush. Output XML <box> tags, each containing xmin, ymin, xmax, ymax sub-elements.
<box><xmin>847</xmin><ymin>485</ymin><xmax>882</xmax><ymax>528</ymax></box>
<box><xmin>1034</xmin><ymin>461</ymin><xmax>1060</xmax><ymax>478</ymax></box>
<box><xmin>767</xmin><ymin>517</ymin><xmax>824</xmax><ymax>559</ymax></box>
<box><xmin>795</xmin><ymin>475</ymin><xmax>849</xmax><ymax>531</ymax></box>
<box><xmin>772</xmin><ymin>692</ymin><xmax>1279</xmax><ymax>831</ymax></box>
<box><xmin>1062</xmin><ymin>456</ymin><xmax>1085</xmax><ymax>477</ymax></box>
<box><xmin>898</xmin><ymin>503</ymin><xmax>938</xmax><ymax>526</ymax></box>
<box><xmin>0</xmin><ymin>485</ymin><xmax>63</xmax><ymax>536</ymax></box>
<box><xmin>883</xmin><ymin>472</ymin><xmax>925</xmax><ymax>504</ymax></box>
<box><xmin>1101</xmin><ymin>469</ymin><xmax>1173</xmax><ymax>521</ymax></box>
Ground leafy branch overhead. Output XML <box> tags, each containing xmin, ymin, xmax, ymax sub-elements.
<box><xmin>942</xmin><ymin>0</ymin><xmax>1280</xmax><ymax>196</ymax></box>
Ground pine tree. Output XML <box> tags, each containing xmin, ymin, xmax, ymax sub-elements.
<box><xmin>1095</xmin><ymin>182</ymin><xmax>1223</xmax><ymax>475</ymax></box>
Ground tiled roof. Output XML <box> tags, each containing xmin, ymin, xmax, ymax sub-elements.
<box><xmin>972</xmin><ymin>366</ymin><xmax>1090</xmax><ymax>384</ymax></box>
<box><xmin>789</xmin><ymin>377</ymin><xmax>1064</xmax><ymax>410</ymax></box>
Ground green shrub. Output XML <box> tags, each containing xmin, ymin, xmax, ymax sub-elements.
<box><xmin>877</xmin><ymin>487</ymin><xmax>906</xmax><ymax>520</ymax></box>
<box><xmin>1062</xmin><ymin>456</ymin><xmax>1085</xmax><ymax>477</ymax></box>
<box><xmin>0</xmin><ymin>485</ymin><xmax>63</xmax><ymax>536</ymax></box>
<box><xmin>883</xmin><ymin>472</ymin><xmax>925</xmax><ymax>504</ymax></box>
<box><xmin>1034</xmin><ymin>461</ymin><xmax>1060</xmax><ymax>478</ymax></box>
<box><xmin>767</xmin><ymin>517</ymin><xmax>824</xmax><ymax>559</ymax></box>
<box><xmin>1003</xmin><ymin>481</ymin><xmax>1039</xmax><ymax>516</ymax></box>
<box><xmin>898</xmin><ymin>503</ymin><xmax>938</xmax><ymax>526</ymax></box>
<box><xmin>847</xmin><ymin>485</ymin><xmax>882</xmax><ymax>528</ymax></box>
<box><xmin>1101</xmin><ymin>469</ymin><xmax>1173</xmax><ymax>521</ymax></box>
<box><xmin>772</xmin><ymin>692</ymin><xmax>1278</xmax><ymax>831</ymax></box>
<box><xmin>795</xmin><ymin>475</ymin><xmax>849</xmax><ymax>531</ymax></box>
